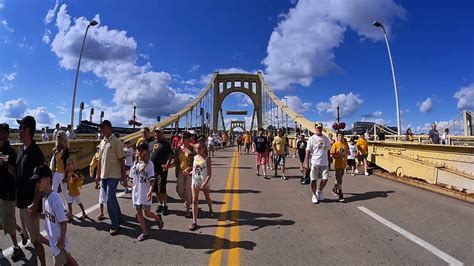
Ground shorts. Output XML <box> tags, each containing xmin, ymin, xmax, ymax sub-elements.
<box><xmin>222</xmin><ymin>142</ymin><xmax>227</xmax><ymax>147</ymax></box>
<box><xmin>19</xmin><ymin>208</ymin><xmax>40</xmax><ymax>243</ymax></box>
<box><xmin>310</xmin><ymin>165</ymin><xmax>329</xmax><ymax>181</ymax></box>
<box><xmin>154</xmin><ymin>172</ymin><xmax>168</xmax><ymax>194</ymax></box>
<box><xmin>66</xmin><ymin>195</ymin><xmax>81</xmax><ymax>204</ymax></box>
<box><xmin>347</xmin><ymin>159</ymin><xmax>356</xmax><ymax>167</ymax></box>
<box><xmin>53</xmin><ymin>249</ymin><xmax>68</xmax><ymax>265</ymax></box>
<box><xmin>134</xmin><ymin>204</ymin><xmax>151</xmax><ymax>211</ymax></box>
<box><xmin>99</xmin><ymin>186</ymin><xmax>108</xmax><ymax>204</ymax></box>
<box><xmin>256</xmin><ymin>152</ymin><xmax>269</xmax><ymax>165</ymax></box>
<box><xmin>274</xmin><ymin>154</ymin><xmax>286</xmax><ymax>166</ymax></box>
<box><xmin>298</xmin><ymin>152</ymin><xmax>306</xmax><ymax>163</ymax></box>
<box><xmin>207</xmin><ymin>143</ymin><xmax>214</xmax><ymax>149</ymax></box>
<box><xmin>245</xmin><ymin>143</ymin><xmax>251</xmax><ymax>150</ymax></box>
<box><xmin>0</xmin><ymin>200</ymin><xmax>16</xmax><ymax>235</ymax></box>
<box><xmin>358</xmin><ymin>154</ymin><xmax>368</xmax><ymax>161</ymax></box>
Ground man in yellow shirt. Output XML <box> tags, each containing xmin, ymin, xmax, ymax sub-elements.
<box><xmin>330</xmin><ymin>132</ymin><xmax>349</xmax><ymax>202</ymax></box>
<box><xmin>356</xmin><ymin>133</ymin><xmax>369</xmax><ymax>176</ymax></box>
<box><xmin>272</xmin><ymin>129</ymin><xmax>287</xmax><ymax>180</ymax></box>
<box><xmin>244</xmin><ymin>132</ymin><xmax>252</xmax><ymax>154</ymax></box>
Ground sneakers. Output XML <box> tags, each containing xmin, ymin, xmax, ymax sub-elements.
<box><xmin>162</xmin><ymin>205</ymin><xmax>169</xmax><ymax>216</ymax></box>
<box><xmin>311</xmin><ymin>194</ymin><xmax>319</xmax><ymax>204</ymax></box>
<box><xmin>316</xmin><ymin>190</ymin><xmax>324</xmax><ymax>202</ymax></box>
<box><xmin>355</xmin><ymin>169</ymin><xmax>360</xmax><ymax>174</ymax></box>
<box><xmin>109</xmin><ymin>227</ymin><xmax>120</xmax><ymax>236</ymax></box>
<box><xmin>338</xmin><ymin>190</ymin><xmax>345</xmax><ymax>202</ymax></box>
<box><xmin>264</xmin><ymin>175</ymin><xmax>269</xmax><ymax>180</ymax></box>
<box><xmin>11</xmin><ymin>247</ymin><xmax>25</xmax><ymax>262</ymax></box>
<box><xmin>331</xmin><ymin>184</ymin><xmax>338</xmax><ymax>196</ymax></box>
<box><xmin>156</xmin><ymin>205</ymin><xmax>163</xmax><ymax>214</ymax></box>
<box><xmin>256</xmin><ymin>172</ymin><xmax>260</xmax><ymax>176</ymax></box>
<box><xmin>20</xmin><ymin>233</ymin><xmax>28</xmax><ymax>246</ymax></box>
<box><xmin>364</xmin><ymin>172</ymin><xmax>369</xmax><ymax>176</ymax></box>
<box><xmin>282</xmin><ymin>175</ymin><xmax>288</xmax><ymax>180</ymax></box>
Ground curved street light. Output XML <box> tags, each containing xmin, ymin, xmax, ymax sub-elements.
<box><xmin>373</xmin><ymin>21</ymin><xmax>402</xmax><ymax>136</ymax></box>
<box><xmin>70</xmin><ymin>20</ymin><xmax>98</xmax><ymax>128</ymax></box>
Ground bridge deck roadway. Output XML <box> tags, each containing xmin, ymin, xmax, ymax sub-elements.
<box><xmin>1</xmin><ymin>147</ymin><xmax>473</xmax><ymax>265</ymax></box>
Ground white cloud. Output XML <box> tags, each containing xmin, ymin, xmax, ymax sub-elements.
<box><xmin>454</xmin><ymin>83</ymin><xmax>474</xmax><ymax>109</ymax></box>
<box><xmin>418</xmin><ymin>97</ymin><xmax>433</xmax><ymax>113</ymax></box>
<box><xmin>2</xmin><ymin>72</ymin><xmax>16</xmax><ymax>81</ymax></box>
<box><xmin>316</xmin><ymin>92</ymin><xmax>363</xmax><ymax>117</ymax></box>
<box><xmin>2</xmin><ymin>98</ymin><xmax>28</xmax><ymax>118</ymax></box>
<box><xmin>189</xmin><ymin>64</ymin><xmax>200</xmax><ymax>72</ymax></box>
<box><xmin>42</xmin><ymin>29</ymin><xmax>51</xmax><ymax>44</ymax></box>
<box><xmin>44</xmin><ymin>0</ymin><xmax>59</xmax><ymax>25</ymax></box>
<box><xmin>49</xmin><ymin>4</ymin><xmax>194</xmax><ymax>121</ymax></box>
<box><xmin>25</xmin><ymin>107</ymin><xmax>56</xmax><ymax>127</ymax></box>
<box><xmin>0</xmin><ymin>0</ymin><xmax>4</xmax><ymax>10</ymax></box>
<box><xmin>1</xmin><ymin>20</ymin><xmax>14</xmax><ymax>32</ymax></box>
<box><xmin>199</xmin><ymin>67</ymin><xmax>253</xmax><ymax>85</ymax></box>
<box><xmin>362</xmin><ymin>111</ymin><xmax>383</xmax><ymax>118</ymax></box>
<box><xmin>138</xmin><ymin>53</ymin><xmax>149</xmax><ymax>60</ymax></box>
<box><xmin>284</xmin><ymin>95</ymin><xmax>313</xmax><ymax>113</ymax></box>
<box><xmin>18</xmin><ymin>37</ymin><xmax>32</xmax><ymax>50</ymax></box>
<box><xmin>262</xmin><ymin>0</ymin><xmax>406</xmax><ymax>89</ymax></box>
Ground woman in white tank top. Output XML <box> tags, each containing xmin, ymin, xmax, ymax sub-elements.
<box><xmin>189</xmin><ymin>142</ymin><xmax>214</xmax><ymax>231</ymax></box>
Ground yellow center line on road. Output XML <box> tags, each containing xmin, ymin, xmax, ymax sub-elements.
<box><xmin>209</xmin><ymin>148</ymin><xmax>237</xmax><ymax>266</ymax></box>
<box><xmin>228</xmin><ymin>147</ymin><xmax>240</xmax><ymax>266</ymax></box>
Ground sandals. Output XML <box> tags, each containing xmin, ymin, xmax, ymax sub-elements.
<box><xmin>155</xmin><ymin>214</ymin><xmax>164</xmax><ymax>230</ymax></box>
<box><xmin>185</xmin><ymin>211</ymin><xmax>192</xmax><ymax>218</ymax></box>
<box><xmin>137</xmin><ymin>233</ymin><xmax>149</xmax><ymax>242</ymax></box>
<box><xmin>97</xmin><ymin>215</ymin><xmax>106</xmax><ymax>221</ymax></box>
<box><xmin>209</xmin><ymin>211</ymin><xmax>214</xmax><ymax>218</ymax></box>
<box><xmin>189</xmin><ymin>223</ymin><xmax>198</xmax><ymax>231</ymax></box>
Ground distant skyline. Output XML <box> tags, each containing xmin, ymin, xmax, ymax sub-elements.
<box><xmin>0</xmin><ymin>0</ymin><xmax>473</xmax><ymax>133</ymax></box>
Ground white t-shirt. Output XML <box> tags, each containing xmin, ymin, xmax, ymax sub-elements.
<box><xmin>212</xmin><ymin>133</ymin><xmax>219</xmax><ymax>143</ymax></box>
<box><xmin>42</xmin><ymin>132</ymin><xmax>49</xmax><ymax>142</ymax></box>
<box><xmin>131</xmin><ymin>161</ymin><xmax>155</xmax><ymax>206</ymax></box>
<box><xmin>44</xmin><ymin>191</ymin><xmax>70</xmax><ymax>256</ymax></box>
<box><xmin>66</xmin><ymin>130</ymin><xmax>76</xmax><ymax>140</ymax></box>
<box><xmin>124</xmin><ymin>147</ymin><xmax>134</xmax><ymax>167</ymax></box>
<box><xmin>207</xmin><ymin>136</ymin><xmax>214</xmax><ymax>146</ymax></box>
<box><xmin>306</xmin><ymin>134</ymin><xmax>331</xmax><ymax>166</ymax></box>
<box><xmin>348</xmin><ymin>143</ymin><xmax>357</xmax><ymax>160</ymax></box>
<box><xmin>52</xmin><ymin>129</ymin><xmax>60</xmax><ymax>140</ymax></box>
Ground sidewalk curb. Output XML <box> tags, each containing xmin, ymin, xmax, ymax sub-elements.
<box><xmin>372</xmin><ymin>170</ymin><xmax>474</xmax><ymax>204</ymax></box>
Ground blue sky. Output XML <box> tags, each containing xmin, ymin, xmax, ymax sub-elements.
<box><xmin>0</xmin><ymin>0</ymin><xmax>473</xmax><ymax>133</ymax></box>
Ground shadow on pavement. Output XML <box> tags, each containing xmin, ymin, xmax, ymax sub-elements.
<box><xmin>210</xmin><ymin>189</ymin><xmax>261</xmax><ymax>194</ymax></box>
<box><xmin>343</xmin><ymin>190</ymin><xmax>395</xmax><ymax>203</ymax></box>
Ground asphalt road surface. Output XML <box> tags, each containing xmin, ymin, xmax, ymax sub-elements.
<box><xmin>1</xmin><ymin>147</ymin><xmax>473</xmax><ymax>265</ymax></box>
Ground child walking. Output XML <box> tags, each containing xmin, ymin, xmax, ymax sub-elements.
<box><xmin>65</xmin><ymin>158</ymin><xmax>88</xmax><ymax>222</ymax></box>
<box><xmin>189</xmin><ymin>142</ymin><xmax>213</xmax><ymax>231</ymax></box>
<box><xmin>31</xmin><ymin>165</ymin><xmax>78</xmax><ymax>266</ymax></box>
<box><xmin>131</xmin><ymin>142</ymin><xmax>164</xmax><ymax>241</ymax></box>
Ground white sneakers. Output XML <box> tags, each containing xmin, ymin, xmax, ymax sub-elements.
<box><xmin>365</xmin><ymin>172</ymin><xmax>369</xmax><ymax>176</ymax></box>
<box><xmin>311</xmin><ymin>194</ymin><xmax>318</xmax><ymax>204</ymax></box>
<box><xmin>355</xmin><ymin>169</ymin><xmax>360</xmax><ymax>174</ymax></box>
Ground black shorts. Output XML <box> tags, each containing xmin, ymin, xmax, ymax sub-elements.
<box><xmin>347</xmin><ymin>159</ymin><xmax>356</xmax><ymax>167</ymax></box>
<box><xmin>298</xmin><ymin>152</ymin><xmax>306</xmax><ymax>163</ymax></box>
<box><xmin>154</xmin><ymin>171</ymin><xmax>168</xmax><ymax>194</ymax></box>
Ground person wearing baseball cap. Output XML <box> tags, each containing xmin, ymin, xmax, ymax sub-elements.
<box><xmin>304</xmin><ymin>122</ymin><xmax>331</xmax><ymax>204</ymax></box>
<box><xmin>148</xmin><ymin>126</ymin><xmax>174</xmax><ymax>215</ymax></box>
<box><xmin>16</xmin><ymin>115</ymin><xmax>46</xmax><ymax>264</ymax></box>
<box><xmin>96</xmin><ymin>120</ymin><xmax>127</xmax><ymax>235</ymax></box>
<box><xmin>30</xmin><ymin>165</ymin><xmax>78</xmax><ymax>265</ymax></box>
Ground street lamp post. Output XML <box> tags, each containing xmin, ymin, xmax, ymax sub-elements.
<box><xmin>70</xmin><ymin>20</ymin><xmax>98</xmax><ymax>128</ymax></box>
<box><xmin>132</xmin><ymin>102</ymin><xmax>137</xmax><ymax>129</ymax></box>
<box><xmin>373</xmin><ymin>21</ymin><xmax>402</xmax><ymax>136</ymax></box>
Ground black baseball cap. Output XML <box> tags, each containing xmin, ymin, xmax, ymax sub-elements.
<box><xmin>99</xmin><ymin>120</ymin><xmax>112</xmax><ymax>128</ymax></box>
<box><xmin>0</xmin><ymin>123</ymin><xmax>9</xmax><ymax>133</ymax></box>
<box><xmin>137</xmin><ymin>142</ymin><xmax>148</xmax><ymax>151</ymax></box>
<box><xmin>17</xmin><ymin>116</ymin><xmax>36</xmax><ymax>130</ymax></box>
<box><xmin>30</xmin><ymin>165</ymin><xmax>53</xmax><ymax>181</ymax></box>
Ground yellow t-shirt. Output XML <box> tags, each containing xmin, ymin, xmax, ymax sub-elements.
<box><xmin>67</xmin><ymin>172</ymin><xmax>84</xmax><ymax>197</ymax></box>
<box><xmin>89</xmin><ymin>152</ymin><xmax>99</xmax><ymax>178</ymax></box>
<box><xmin>55</xmin><ymin>152</ymin><xmax>65</xmax><ymax>173</ymax></box>
<box><xmin>179</xmin><ymin>152</ymin><xmax>191</xmax><ymax>172</ymax></box>
<box><xmin>273</xmin><ymin>136</ymin><xmax>287</xmax><ymax>155</ymax></box>
<box><xmin>356</xmin><ymin>138</ymin><xmax>368</xmax><ymax>155</ymax></box>
<box><xmin>244</xmin><ymin>134</ymin><xmax>251</xmax><ymax>144</ymax></box>
<box><xmin>330</xmin><ymin>141</ymin><xmax>349</xmax><ymax>169</ymax></box>
<box><xmin>136</xmin><ymin>137</ymin><xmax>146</xmax><ymax>147</ymax></box>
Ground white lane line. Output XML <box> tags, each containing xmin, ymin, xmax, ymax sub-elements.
<box><xmin>358</xmin><ymin>206</ymin><xmax>463</xmax><ymax>266</ymax></box>
<box><xmin>1</xmin><ymin>192</ymin><xmax>126</xmax><ymax>260</ymax></box>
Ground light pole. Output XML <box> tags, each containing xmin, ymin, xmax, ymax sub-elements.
<box><xmin>283</xmin><ymin>97</ymin><xmax>288</xmax><ymax>135</ymax></box>
<box><xmin>70</xmin><ymin>20</ymin><xmax>98</xmax><ymax>128</ymax></box>
<box><xmin>373</xmin><ymin>21</ymin><xmax>401</xmax><ymax>136</ymax></box>
<box><xmin>132</xmin><ymin>102</ymin><xmax>137</xmax><ymax>129</ymax></box>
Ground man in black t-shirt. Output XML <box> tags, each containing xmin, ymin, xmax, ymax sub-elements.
<box><xmin>295</xmin><ymin>135</ymin><xmax>310</xmax><ymax>184</ymax></box>
<box><xmin>0</xmin><ymin>123</ymin><xmax>26</xmax><ymax>261</ymax></box>
<box><xmin>148</xmin><ymin>127</ymin><xmax>174</xmax><ymax>215</ymax></box>
<box><xmin>252</xmin><ymin>128</ymin><xmax>270</xmax><ymax>179</ymax></box>
<box><xmin>16</xmin><ymin>116</ymin><xmax>46</xmax><ymax>265</ymax></box>
<box><xmin>429</xmin><ymin>122</ymin><xmax>440</xmax><ymax>144</ymax></box>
